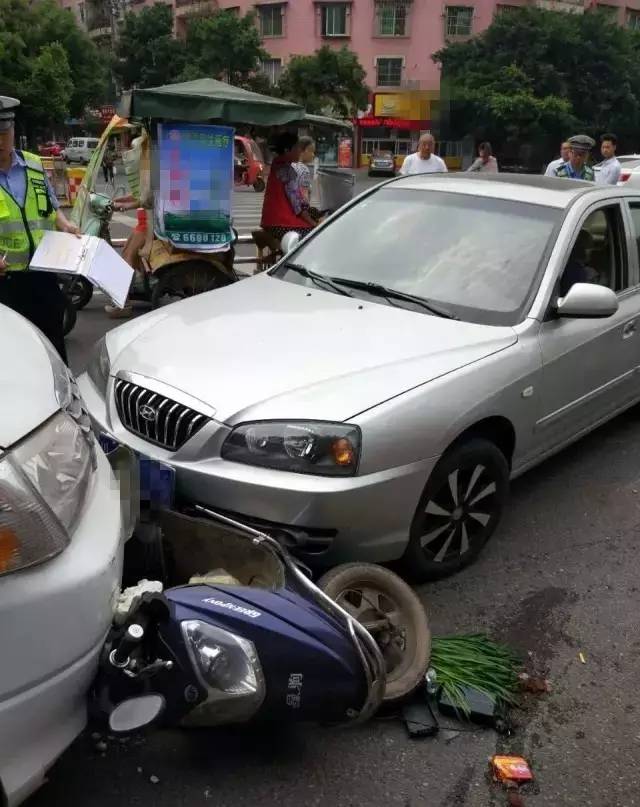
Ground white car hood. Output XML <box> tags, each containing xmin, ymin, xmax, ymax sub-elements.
<box><xmin>110</xmin><ymin>274</ymin><xmax>517</xmax><ymax>424</ymax></box>
<box><xmin>0</xmin><ymin>306</ymin><xmax>59</xmax><ymax>448</ymax></box>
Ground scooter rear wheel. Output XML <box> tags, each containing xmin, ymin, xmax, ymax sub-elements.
<box><xmin>151</xmin><ymin>260</ymin><xmax>234</xmax><ymax>309</ymax></box>
<box><xmin>317</xmin><ymin>563</ymin><xmax>430</xmax><ymax>705</ymax></box>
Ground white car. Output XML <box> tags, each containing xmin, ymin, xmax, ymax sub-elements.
<box><xmin>0</xmin><ymin>307</ymin><xmax>125</xmax><ymax>806</ymax></box>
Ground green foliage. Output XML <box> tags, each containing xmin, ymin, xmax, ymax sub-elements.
<box><xmin>435</xmin><ymin>7</ymin><xmax>640</xmax><ymax>146</ymax></box>
<box><xmin>181</xmin><ymin>10</ymin><xmax>268</xmax><ymax>85</ymax></box>
<box><xmin>23</xmin><ymin>43</ymin><xmax>73</xmax><ymax>129</ymax></box>
<box><xmin>114</xmin><ymin>3</ymin><xmax>186</xmax><ymax>90</ymax></box>
<box><xmin>0</xmin><ymin>0</ymin><xmax>108</xmax><ymax>134</ymax></box>
<box><xmin>277</xmin><ymin>46</ymin><xmax>368</xmax><ymax>117</ymax></box>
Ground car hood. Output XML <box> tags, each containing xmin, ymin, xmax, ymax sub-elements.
<box><xmin>0</xmin><ymin>306</ymin><xmax>60</xmax><ymax>448</ymax></box>
<box><xmin>110</xmin><ymin>274</ymin><xmax>517</xmax><ymax>424</ymax></box>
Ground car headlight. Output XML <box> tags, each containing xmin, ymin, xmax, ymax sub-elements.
<box><xmin>87</xmin><ymin>336</ymin><xmax>111</xmax><ymax>397</ymax></box>
<box><xmin>221</xmin><ymin>421</ymin><xmax>360</xmax><ymax>476</ymax></box>
<box><xmin>181</xmin><ymin>620</ymin><xmax>265</xmax><ymax>726</ymax></box>
<box><xmin>40</xmin><ymin>336</ymin><xmax>92</xmax><ymax>434</ymax></box>
<box><xmin>0</xmin><ymin>412</ymin><xmax>96</xmax><ymax>576</ymax></box>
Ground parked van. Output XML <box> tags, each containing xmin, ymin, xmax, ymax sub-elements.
<box><xmin>63</xmin><ymin>137</ymin><xmax>100</xmax><ymax>165</ymax></box>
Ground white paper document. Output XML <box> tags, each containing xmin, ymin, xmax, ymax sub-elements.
<box><xmin>30</xmin><ymin>231</ymin><xmax>134</xmax><ymax>308</ymax></box>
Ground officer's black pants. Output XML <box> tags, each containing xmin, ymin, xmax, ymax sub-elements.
<box><xmin>0</xmin><ymin>271</ymin><xmax>68</xmax><ymax>364</ymax></box>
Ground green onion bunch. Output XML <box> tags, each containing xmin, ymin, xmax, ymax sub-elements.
<box><xmin>430</xmin><ymin>634</ymin><xmax>521</xmax><ymax>716</ymax></box>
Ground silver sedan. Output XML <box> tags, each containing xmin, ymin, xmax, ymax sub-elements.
<box><xmin>80</xmin><ymin>174</ymin><xmax>640</xmax><ymax>581</ymax></box>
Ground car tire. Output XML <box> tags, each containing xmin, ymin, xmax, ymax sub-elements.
<box><xmin>317</xmin><ymin>562</ymin><xmax>431</xmax><ymax>705</ymax></box>
<box><xmin>401</xmin><ymin>438</ymin><xmax>509</xmax><ymax>582</ymax></box>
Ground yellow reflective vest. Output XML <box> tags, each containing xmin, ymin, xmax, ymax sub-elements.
<box><xmin>0</xmin><ymin>151</ymin><xmax>57</xmax><ymax>271</ymax></box>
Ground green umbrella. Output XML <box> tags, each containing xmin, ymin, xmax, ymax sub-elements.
<box><xmin>121</xmin><ymin>78</ymin><xmax>305</xmax><ymax>127</ymax></box>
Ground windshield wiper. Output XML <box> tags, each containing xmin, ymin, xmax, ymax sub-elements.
<box><xmin>283</xmin><ymin>262</ymin><xmax>354</xmax><ymax>298</ymax></box>
<box><xmin>326</xmin><ymin>278</ymin><xmax>458</xmax><ymax>319</ymax></box>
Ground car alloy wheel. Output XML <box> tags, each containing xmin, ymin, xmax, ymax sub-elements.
<box><xmin>421</xmin><ymin>464</ymin><xmax>498</xmax><ymax>563</ymax></box>
<box><xmin>403</xmin><ymin>438</ymin><xmax>509</xmax><ymax>581</ymax></box>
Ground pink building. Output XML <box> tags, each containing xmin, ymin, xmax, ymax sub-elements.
<box><xmin>63</xmin><ymin>0</ymin><xmax>640</xmax><ymax>162</ymax></box>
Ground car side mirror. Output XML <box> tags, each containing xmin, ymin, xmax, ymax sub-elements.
<box><xmin>280</xmin><ymin>231</ymin><xmax>300</xmax><ymax>255</ymax></box>
<box><xmin>556</xmin><ymin>283</ymin><xmax>618</xmax><ymax>318</ymax></box>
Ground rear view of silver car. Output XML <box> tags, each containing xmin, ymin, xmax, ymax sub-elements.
<box><xmin>80</xmin><ymin>174</ymin><xmax>640</xmax><ymax>582</ymax></box>
<box><xmin>368</xmin><ymin>150</ymin><xmax>396</xmax><ymax>177</ymax></box>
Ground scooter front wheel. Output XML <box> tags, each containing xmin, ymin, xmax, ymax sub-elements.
<box><xmin>317</xmin><ymin>563</ymin><xmax>430</xmax><ymax>705</ymax></box>
<box><xmin>253</xmin><ymin>178</ymin><xmax>265</xmax><ymax>192</ymax></box>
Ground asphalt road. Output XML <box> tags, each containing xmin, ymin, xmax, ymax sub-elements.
<box><xmin>29</xmin><ymin>175</ymin><xmax>640</xmax><ymax>807</ymax></box>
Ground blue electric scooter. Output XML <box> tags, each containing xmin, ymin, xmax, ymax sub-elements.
<box><xmin>92</xmin><ymin>504</ymin><xmax>430</xmax><ymax>734</ymax></box>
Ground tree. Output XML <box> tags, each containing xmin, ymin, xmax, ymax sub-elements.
<box><xmin>113</xmin><ymin>3</ymin><xmax>186</xmax><ymax>90</ymax></box>
<box><xmin>434</xmin><ymin>7</ymin><xmax>640</xmax><ymax>153</ymax></box>
<box><xmin>277</xmin><ymin>46</ymin><xmax>368</xmax><ymax>117</ymax></box>
<box><xmin>180</xmin><ymin>11</ymin><xmax>268</xmax><ymax>87</ymax></box>
<box><xmin>0</xmin><ymin>0</ymin><xmax>108</xmax><ymax>136</ymax></box>
<box><xmin>22</xmin><ymin>43</ymin><xmax>74</xmax><ymax>130</ymax></box>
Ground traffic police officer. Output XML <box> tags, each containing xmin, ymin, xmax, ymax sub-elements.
<box><xmin>554</xmin><ymin>135</ymin><xmax>596</xmax><ymax>182</ymax></box>
<box><xmin>0</xmin><ymin>96</ymin><xmax>79</xmax><ymax>363</ymax></box>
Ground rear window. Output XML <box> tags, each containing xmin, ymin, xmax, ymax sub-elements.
<box><xmin>88</xmin><ymin>140</ymin><xmax>99</xmax><ymax>148</ymax></box>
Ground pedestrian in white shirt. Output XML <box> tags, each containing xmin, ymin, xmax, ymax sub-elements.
<box><xmin>594</xmin><ymin>133</ymin><xmax>621</xmax><ymax>185</ymax></box>
<box><xmin>467</xmin><ymin>141</ymin><xmax>499</xmax><ymax>173</ymax></box>
<box><xmin>399</xmin><ymin>133</ymin><xmax>448</xmax><ymax>175</ymax></box>
<box><xmin>544</xmin><ymin>141</ymin><xmax>571</xmax><ymax>177</ymax></box>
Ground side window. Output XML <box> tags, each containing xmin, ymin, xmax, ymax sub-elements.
<box><xmin>560</xmin><ymin>205</ymin><xmax>628</xmax><ymax>296</ymax></box>
<box><xmin>627</xmin><ymin>203</ymin><xmax>640</xmax><ymax>273</ymax></box>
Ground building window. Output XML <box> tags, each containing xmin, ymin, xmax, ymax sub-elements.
<box><xmin>321</xmin><ymin>3</ymin><xmax>348</xmax><ymax>36</ymax></box>
<box><xmin>258</xmin><ymin>4</ymin><xmax>284</xmax><ymax>37</ymax></box>
<box><xmin>261</xmin><ymin>58</ymin><xmax>282</xmax><ymax>85</ymax></box>
<box><xmin>78</xmin><ymin>1</ymin><xmax>85</xmax><ymax>21</ymax></box>
<box><xmin>445</xmin><ymin>6</ymin><xmax>473</xmax><ymax>36</ymax></box>
<box><xmin>376</xmin><ymin>57</ymin><xmax>403</xmax><ymax>87</ymax></box>
<box><xmin>628</xmin><ymin>8</ymin><xmax>640</xmax><ymax>27</ymax></box>
<box><xmin>375</xmin><ymin>1</ymin><xmax>408</xmax><ymax>35</ymax></box>
<box><xmin>496</xmin><ymin>3</ymin><xmax>519</xmax><ymax>12</ymax></box>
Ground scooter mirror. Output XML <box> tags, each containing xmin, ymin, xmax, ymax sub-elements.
<box><xmin>108</xmin><ymin>694</ymin><xmax>166</xmax><ymax>735</ymax></box>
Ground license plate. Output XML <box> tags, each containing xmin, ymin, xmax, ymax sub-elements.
<box><xmin>139</xmin><ymin>457</ymin><xmax>175</xmax><ymax>509</ymax></box>
<box><xmin>99</xmin><ymin>432</ymin><xmax>175</xmax><ymax>509</ymax></box>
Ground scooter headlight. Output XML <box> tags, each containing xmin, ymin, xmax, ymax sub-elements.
<box><xmin>181</xmin><ymin>620</ymin><xmax>265</xmax><ymax>726</ymax></box>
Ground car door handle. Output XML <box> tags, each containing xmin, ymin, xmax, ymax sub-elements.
<box><xmin>623</xmin><ymin>320</ymin><xmax>637</xmax><ymax>339</ymax></box>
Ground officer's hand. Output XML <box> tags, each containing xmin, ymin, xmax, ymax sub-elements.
<box><xmin>56</xmin><ymin>212</ymin><xmax>81</xmax><ymax>238</ymax></box>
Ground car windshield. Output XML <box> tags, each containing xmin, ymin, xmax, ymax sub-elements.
<box><xmin>276</xmin><ymin>188</ymin><xmax>560</xmax><ymax>325</ymax></box>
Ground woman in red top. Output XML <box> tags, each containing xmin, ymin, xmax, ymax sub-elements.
<box><xmin>260</xmin><ymin>132</ymin><xmax>316</xmax><ymax>242</ymax></box>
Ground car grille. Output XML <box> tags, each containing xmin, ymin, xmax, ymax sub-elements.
<box><xmin>114</xmin><ymin>379</ymin><xmax>209</xmax><ymax>451</ymax></box>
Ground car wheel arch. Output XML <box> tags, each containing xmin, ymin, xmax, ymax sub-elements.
<box><xmin>445</xmin><ymin>415</ymin><xmax>516</xmax><ymax>469</ymax></box>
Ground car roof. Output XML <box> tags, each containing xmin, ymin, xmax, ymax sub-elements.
<box><xmin>384</xmin><ymin>173</ymin><xmax>619</xmax><ymax>209</ymax></box>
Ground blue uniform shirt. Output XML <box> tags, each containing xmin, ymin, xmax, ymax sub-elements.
<box><xmin>0</xmin><ymin>150</ymin><xmax>60</xmax><ymax>209</ymax></box>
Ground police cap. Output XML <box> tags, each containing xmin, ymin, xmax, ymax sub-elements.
<box><xmin>568</xmin><ymin>134</ymin><xmax>595</xmax><ymax>153</ymax></box>
<box><xmin>0</xmin><ymin>96</ymin><xmax>19</xmax><ymax>131</ymax></box>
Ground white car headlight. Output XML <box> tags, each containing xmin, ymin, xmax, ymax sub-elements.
<box><xmin>87</xmin><ymin>335</ymin><xmax>111</xmax><ymax>397</ymax></box>
<box><xmin>0</xmin><ymin>412</ymin><xmax>96</xmax><ymax>576</ymax></box>
<box><xmin>181</xmin><ymin>620</ymin><xmax>265</xmax><ymax>726</ymax></box>
<box><xmin>221</xmin><ymin>421</ymin><xmax>361</xmax><ymax>476</ymax></box>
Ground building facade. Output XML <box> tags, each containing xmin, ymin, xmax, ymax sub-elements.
<box><xmin>60</xmin><ymin>0</ymin><xmax>640</xmax><ymax>163</ymax></box>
